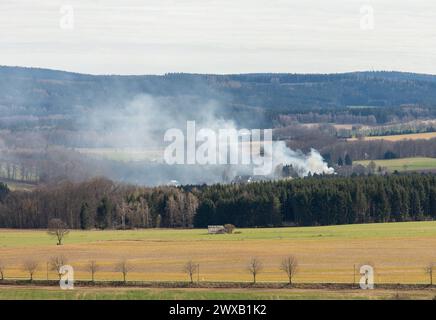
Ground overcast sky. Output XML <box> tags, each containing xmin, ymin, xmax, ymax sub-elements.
<box><xmin>1</xmin><ymin>0</ymin><xmax>435</xmax><ymax>75</ymax></box>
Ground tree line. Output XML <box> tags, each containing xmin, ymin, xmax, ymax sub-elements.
<box><xmin>1</xmin><ymin>254</ymin><xmax>435</xmax><ymax>286</ymax></box>
<box><xmin>321</xmin><ymin>138</ymin><xmax>436</xmax><ymax>164</ymax></box>
<box><xmin>194</xmin><ymin>174</ymin><xmax>436</xmax><ymax>227</ymax></box>
<box><xmin>0</xmin><ymin>178</ymin><xmax>198</xmax><ymax>229</ymax></box>
<box><xmin>1</xmin><ymin>174</ymin><xmax>436</xmax><ymax>229</ymax></box>
<box><xmin>0</xmin><ymin>255</ymin><xmax>299</xmax><ymax>285</ymax></box>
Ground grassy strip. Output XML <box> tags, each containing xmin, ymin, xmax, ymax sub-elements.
<box><xmin>3</xmin><ymin>221</ymin><xmax>436</xmax><ymax>247</ymax></box>
<box><xmin>1</xmin><ymin>279</ymin><xmax>435</xmax><ymax>291</ymax></box>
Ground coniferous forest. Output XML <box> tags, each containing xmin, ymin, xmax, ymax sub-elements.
<box><xmin>1</xmin><ymin>174</ymin><xmax>435</xmax><ymax>229</ymax></box>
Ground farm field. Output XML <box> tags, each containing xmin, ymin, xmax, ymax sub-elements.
<box><xmin>354</xmin><ymin>157</ymin><xmax>436</xmax><ymax>172</ymax></box>
<box><xmin>1</xmin><ymin>285</ymin><xmax>435</xmax><ymax>300</ymax></box>
<box><xmin>348</xmin><ymin>132</ymin><xmax>436</xmax><ymax>142</ymax></box>
<box><xmin>0</xmin><ymin>179</ymin><xmax>37</xmax><ymax>192</ymax></box>
<box><xmin>75</xmin><ymin>142</ymin><xmax>262</xmax><ymax>163</ymax></box>
<box><xmin>75</xmin><ymin>147</ymin><xmax>164</xmax><ymax>162</ymax></box>
<box><xmin>2</xmin><ymin>222</ymin><xmax>436</xmax><ymax>284</ymax></box>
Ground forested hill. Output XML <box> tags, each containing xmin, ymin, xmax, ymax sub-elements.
<box><xmin>1</xmin><ymin>66</ymin><xmax>436</xmax><ymax>127</ymax></box>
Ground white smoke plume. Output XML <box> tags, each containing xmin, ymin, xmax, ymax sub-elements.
<box><xmin>74</xmin><ymin>94</ymin><xmax>334</xmax><ymax>185</ymax></box>
<box><xmin>271</xmin><ymin>141</ymin><xmax>334</xmax><ymax>177</ymax></box>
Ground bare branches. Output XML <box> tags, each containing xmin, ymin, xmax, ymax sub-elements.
<box><xmin>425</xmin><ymin>262</ymin><xmax>434</xmax><ymax>285</ymax></box>
<box><xmin>183</xmin><ymin>261</ymin><xmax>198</xmax><ymax>284</ymax></box>
<box><xmin>247</xmin><ymin>258</ymin><xmax>263</xmax><ymax>284</ymax></box>
<box><xmin>47</xmin><ymin>218</ymin><xmax>69</xmax><ymax>245</ymax></box>
<box><xmin>49</xmin><ymin>255</ymin><xmax>68</xmax><ymax>280</ymax></box>
<box><xmin>86</xmin><ymin>260</ymin><xmax>100</xmax><ymax>282</ymax></box>
<box><xmin>23</xmin><ymin>259</ymin><xmax>38</xmax><ymax>281</ymax></box>
<box><xmin>224</xmin><ymin>224</ymin><xmax>236</xmax><ymax>234</ymax></box>
<box><xmin>0</xmin><ymin>260</ymin><xmax>5</xmax><ymax>281</ymax></box>
<box><xmin>280</xmin><ymin>255</ymin><xmax>299</xmax><ymax>285</ymax></box>
<box><xmin>115</xmin><ymin>259</ymin><xmax>132</xmax><ymax>283</ymax></box>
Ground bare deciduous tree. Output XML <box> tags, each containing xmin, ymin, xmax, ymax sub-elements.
<box><xmin>280</xmin><ymin>255</ymin><xmax>299</xmax><ymax>285</ymax></box>
<box><xmin>47</xmin><ymin>218</ymin><xmax>69</xmax><ymax>245</ymax></box>
<box><xmin>49</xmin><ymin>255</ymin><xmax>68</xmax><ymax>280</ymax></box>
<box><xmin>87</xmin><ymin>260</ymin><xmax>100</xmax><ymax>283</ymax></box>
<box><xmin>115</xmin><ymin>259</ymin><xmax>132</xmax><ymax>283</ymax></box>
<box><xmin>224</xmin><ymin>224</ymin><xmax>236</xmax><ymax>234</ymax></box>
<box><xmin>425</xmin><ymin>263</ymin><xmax>434</xmax><ymax>285</ymax></box>
<box><xmin>0</xmin><ymin>261</ymin><xmax>5</xmax><ymax>281</ymax></box>
<box><xmin>183</xmin><ymin>261</ymin><xmax>198</xmax><ymax>284</ymax></box>
<box><xmin>23</xmin><ymin>260</ymin><xmax>38</xmax><ymax>281</ymax></box>
<box><xmin>247</xmin><ymin>258</ymin><xmax>263</xmax><ymax>284</ymax></box>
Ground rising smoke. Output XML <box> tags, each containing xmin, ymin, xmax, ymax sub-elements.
<box><xmin>76</xmin><ymin>94</ymin><xmax>334</xmax><ymax>185</ymax></box>
<box><xmin>271</xmin><ymin>141</ymin><xmax>334</xmax><ymax>177</ymax></box>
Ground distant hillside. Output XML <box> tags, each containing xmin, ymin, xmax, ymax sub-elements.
<box><xmin>1</xmin><ymin>66</ymin><xmax>436</xmax><ymax>128</ymax></box>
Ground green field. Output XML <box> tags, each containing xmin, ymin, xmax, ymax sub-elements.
<box><xmin>75</xmin><ymin>147</ymin><xmax>163</xmax><ymax>162</ymax></box>
<box><xmin>1</xmin><ymin>180</ymin><xmax>37</xmax><ymax>192</ymax></box>
<box><xmin>355</xmin><ymin>157</ymin><xmax>436</xmax><ymax>172</ymax></box>
<box><xmin>1</xmin><ymin>286</ymin><xmax>435</xmax><ymax>300</ymax></box>
<box><xmin>2</xmin><ymin>221</ymin><xmax>436</xmax><ymax>248</ymax></box>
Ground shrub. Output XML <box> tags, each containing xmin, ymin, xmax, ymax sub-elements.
<box><xmin>224</xmin><ymin>224</ymin><xmax>236</xmax><ymax>234</ymax></box>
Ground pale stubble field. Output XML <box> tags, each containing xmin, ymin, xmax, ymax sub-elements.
<box><xmin>1</xmin><ymin>221</ymin><xmax>436</xmax><ymax>284</ymax></box>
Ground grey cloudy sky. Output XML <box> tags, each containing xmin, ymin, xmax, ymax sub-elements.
<box><xmin>0</xmin><ymin>0</ymin><xmax>435</xmax><ymax>75</ymax></box>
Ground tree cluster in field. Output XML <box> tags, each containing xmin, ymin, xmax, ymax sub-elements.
<box><xmin>320</xmin><ymin>138</ymin><xmax>436</xmax><ymax>165</ymax></box>
<box><xmin>0</xmin><ymin>174</ymin><xmax>436</xmax><ymax>229</ymax></box>
<box><xmin>356</xmin><ymin>122</ymin><xmax>436</xmax><ymax>138</ymax></box>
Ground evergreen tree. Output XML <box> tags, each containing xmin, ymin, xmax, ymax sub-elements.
<box><xmin>0</xmin><ymin>183</ymin><xmax>9</xmax><ymax>202</ymax></box>
<box><xmin>322</xmin><ymin>153</ymin><xmax>332</xmax><ymax>166</ymax></box>
<box><xmin>429</xmin><ymin>187</ymin><xmax>436</xmax><ymax>218</ymax></box>
<box><xmin>96</xmin><ymin>197</ymin><xmax>112</xmax><ymax>229</ymax></box>
<box><xmin>269</xmin><ymin>196</ymin><xmax>282</xmax><ymax>226</ymax></box>
<box><xmin>390</xmin><ymin>189</ymin><xmax>402</xmax><ymax>222</ymax></box>
<box><xmin>345</xmin><ymin>154</ymin><xmax>353</xmax><ymax>166</ymax></box>
<box><xmin>410</xmin><ymin>190</ymin><xmax>424</xmax><ymax>219</ymax></box>
<box><xmin>353</xmin><ymin>186</ymin><xmax>368</xmax><ymax>223</ymax></box>
<box><xmin>79</xmin><ymin>202</ymin><xmax>92</xmax><ymax>230</ymax></box>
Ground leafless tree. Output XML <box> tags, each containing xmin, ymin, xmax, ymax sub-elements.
<box><xmin>280</xmin><ymin>255</ymin><xmax>299</xmax><ymax>285</ymax></box>
<box><xmin>247</xmin><ymin>258</ymin><xmax>263</xmax><ymax>284</ymax></box>
<box><xmin>183</xmin><ymin>261</ymin><xmax>198</xmax><ymax>284</ymax></box>
<box><xmin>115</xmin><ymin>259</ymin><xmax>132</xmax><ymax>283</ymax></box>
<box><xmin>47</xmin><ymin>218</ymin><xmax>69</xmax><ymax>245</ymax></box>
<box><xmin>87</xmin><ymin>260</ymin><xmax>100</xmax><ymax>283</ymax></box>
<box><xmin>49</xmin><ymin>255</ymin><xmax>68</xmax><ymax>280</ymax></box>
<box><xmin>23</xmin><ymin>259</ymin><xmax>38</xmax><ymax>281</ymax></box>
<box><xmin>0</xmin><ymin>261</ymin><xmax>5</xmax><ymax>280</ymax></box>
<box><xmin>425</xmin><ymin>263</ymin><xmax>434</xmax><ymax>285</ymax></box>
<box><xmin>224</xmin><ymin>224</ymin><xmax>236</xmax><ymax>234</ymax></box>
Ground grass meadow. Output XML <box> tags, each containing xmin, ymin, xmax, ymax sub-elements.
<box><xmin>348</xmin><ymin>132</ymin><xmax>436</xmax><ymax>142</ymax></box>
<box><xmin>2</xmin><ymin>286</ymin><xmax>436</xmax><ymax>300</ymax></box>
<box><xmin>1</xmin><ymin>221</ymin><xmax>436</xmax><ymax>285</ymax></box>
<box><xmin>354</xmin><ymin>157</ymin><xmax>436</xmax><ymax>172</ymax></box>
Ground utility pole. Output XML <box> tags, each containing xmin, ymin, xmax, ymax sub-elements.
<box><xmin>197</xmin><ymin>264</ymin><xmax>200</xmax><ymax>283</ymax></box>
